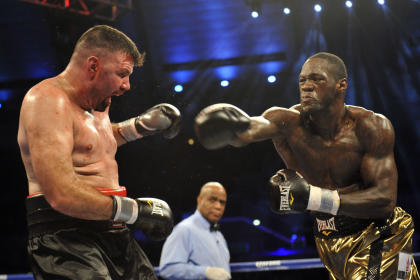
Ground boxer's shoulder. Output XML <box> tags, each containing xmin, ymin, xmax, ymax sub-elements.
<box><xmin>262</xmin><ymin>105</ymin><xmax>300</xmax><ymax>126</ymax></box>
<box><xmin>23</xmin><ymin>77</ymin><xmax>72</xmax><ymax>113</ymax></box>
<box><xmin>347</xmin><ymin>105</ymin><xmax>394</xmax><ymax>153</ymax></box>
<box><xmin>347</xmin><ymin>105</ymin><xmax>391</xmax><ymax>127</ymax></box>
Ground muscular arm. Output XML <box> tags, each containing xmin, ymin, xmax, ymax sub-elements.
<box><xmin>22</xmin><ymin>89</ymin><xmax>113</xmax><ymax>220</ymax></box>
<box><xmin>194</xmin><ymin>104</ymin><xmax>299</xmax><ymax>150</ymax></box>
<box><xmin>233</xmin><ymin>107</ymin><xmax>298</xmax><ymax>147</ymax></box>
<box><xmin>338</xmin><ymin>114</ymin><xmax>397</xmax><ymax>219</ymax></box>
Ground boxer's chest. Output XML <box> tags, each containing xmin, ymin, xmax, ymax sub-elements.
<box><xmin>275</xmin><ymin>126</ymin><xmax>363</xmax><ymax>187</ymax></box>
<box><xmin>72</xmin><ymin>110</ymin><xmax>117</xmax><ymax>164</ymax></box>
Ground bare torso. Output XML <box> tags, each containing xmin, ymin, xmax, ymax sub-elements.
<box><xmin>18</xmin><ymin>77</ymin><xmax>119</xmax><ymax>195</ymax></box>
<box><xmin>270</xmin><ymin>105</ymin><xmax>378</xmax><ymax>190</ymax></box>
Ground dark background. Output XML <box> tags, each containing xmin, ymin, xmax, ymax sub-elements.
<box><xmin>0</xmin><ymin>0</ymin><xmax>419</xmax><ymax>278</ymax></box>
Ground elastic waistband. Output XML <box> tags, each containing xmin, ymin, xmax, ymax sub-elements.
<box><xmin>26</xmin><ymin>194</ymin><xmax>126</xmax><ymax>238</ymax></box>
<box><xmin>27</xmin><ymin>186</ymin><xmax>127</xmax><ymax>198</ymax></box>
<box><xmin>312</xmin><ymin>213</ymin><xmax>385</xmax><ymax>239</ymax></box>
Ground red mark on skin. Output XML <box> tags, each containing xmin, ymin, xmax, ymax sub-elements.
<box><xmin>87</xmin><ymin>144</ymin><xmax>92</xmax><ymax>150</ymax></box>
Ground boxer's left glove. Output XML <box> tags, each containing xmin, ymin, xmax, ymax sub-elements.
<box><xmin>194</xmin><ymin>103</ymin><xmax>251</xmax><ymax>150</ymax></box>
<box><xmin>268</xmin><ymin>169</ymin><xmax>340</xmax><ymax>215</ymax></box>
<box><xmin>117</xmin><ymin>103</ymin><xmax>181</xmax><ymax>142</ymax></box>
<box><xmin>111</xmin><ymin>196</ymin><xmax>174</xmax><ymax>241</ymax></box>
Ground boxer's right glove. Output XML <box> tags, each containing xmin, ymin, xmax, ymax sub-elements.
<box><xmin>117</xmin><ymin>103</ymin><xmax>181</xmax><ymax>142</ymax></box>
<box><xmin>111</xmin><ymin>196</ymin><xmax>174</xmax><ymax>241</ymax></box>
<box><xmin>268</xmin><ymin>169</ymin><xmax>340</xmax><ymax>215</ymax></box>
<box><xmin>194</xmin><ymin>103</ymin><xmax>250</xmax><ymax>150</ymax></box>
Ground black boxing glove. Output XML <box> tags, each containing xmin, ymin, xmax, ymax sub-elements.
<box><xmin>111</xmin><ymin>196</ymin><xmax>174</xmax><ymax>241</ymax></box>
<box><xmin>194</xmin><ymin>103</ymin><xmax>250</xmax><ymax>150</ymax></box>
<box><xmin>117</xmin><ymin>103</ymin><xmax>181</xmax><ymax>142</ymax></box>
<box><xmin>268</xmin><ymin>169</ymin><xmax>340</xmax><ymax>215</ymax></box>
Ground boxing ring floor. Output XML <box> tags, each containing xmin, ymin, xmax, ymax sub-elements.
<box><xmin>1</xmin><ymin>253</ymin><xmax>419</xmax><ymax>279</ymax></box>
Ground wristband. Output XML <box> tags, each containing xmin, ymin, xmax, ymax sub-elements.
<box><xmin>307</xmin><ymin>186</ymin><xmax>340</xmax><ymax>215</ymax></box>
<box><xmin>111</xmin><ymin>195</ymin><xmax>139</xmax><ymax>224</ymax></box>
<box><xmin>117</xmin><ymin>117</ymin><xmax>143</xmax><ymax>142</ymax></box>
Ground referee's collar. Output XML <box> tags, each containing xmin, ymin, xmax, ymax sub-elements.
<box><xmin>194</xmin><ymin>209</ymin><xmax>213</xmax><ymax>230</ymax></box>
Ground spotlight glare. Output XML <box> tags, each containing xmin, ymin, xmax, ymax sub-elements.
<box><xmin>314</xmin><ymin>4</ymin><xmax>322</xmax><ymax>12</ymax></box>
<box><xmin>267</xmin><ymin>75</ymin><xmax>276</xmax><ymax>83</ymax></box>
<box><xmin>174</xmin><ymin>84</ymin><xmax>183</xmax><ymax>93</ymax></box>
<box><xmin>251</xmin><ymin>11</ymin><xmax>259</xmax><ymax>18</ymax></box>
<box><xmin>377</xmin><ymin>0</ymin><xmax>385</xmax><ymax>4</ymax></box>
<box><xmin>283</xmin><ymin>7</ymin><xmax>290</xmax><ymax>15</ymax></box>
<box><xmin>0</xmin><ymin>103</ymin><xmax>2</xmax><ymax>109</ymax></box>
<box><xmin>253</xmin><ymin>219</ymin><xmax>261</xmax><ymax>226</ymax></box>
<box><xmin>220</xmin><ymin>80</ymin><xmax>230</xmax><ymax>87</ymax></box>
<box><xmin>345</xmin><ymin>1</ymin><xmax>353</xmax><ymax>8</ymax></box>
<box><xmin>187</xmin><ymin>138</ymin><xmax>194</xmax><ymax>145</ymax></box>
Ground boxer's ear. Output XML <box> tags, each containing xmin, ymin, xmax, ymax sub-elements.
<box><xmin>336</xmin><ymin>78</ymin><xmax>347</xmax><ymax>94</ymax></box>
<box><xmin>87</xmin><ymin>56</ymin><xmax>99</xmax><ymax>77</ymax></box>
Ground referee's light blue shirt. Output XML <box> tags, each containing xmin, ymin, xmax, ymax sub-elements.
<box><xmin>159</xmin><ymin>210</ymin><xmax>230</xmax><ymax>280</ymax></box>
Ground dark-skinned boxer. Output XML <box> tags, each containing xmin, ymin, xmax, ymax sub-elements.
<box><xmin>194</xmin><ymin>52</ymin><xmax>419</xmax><ymax>280</ymax></box>
<box><xmin>18</xmin><ymin>25</ymin><xmax>181</xmax><ymax>280</ymax></box>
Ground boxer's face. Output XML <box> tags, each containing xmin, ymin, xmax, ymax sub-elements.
<box><xmin>299</xmin><ymin>58</ymin><xmax>338</xmax><ymax>114</ymax></box>
<box><xmin>197</xmin><ymin>185</ymin><xmax>227</xmax><ymax>224</ymax></box>
<box><xmin>91</xmin><ymin>51</ymin><xmax>133</xmax><ymax>111</ymax></box>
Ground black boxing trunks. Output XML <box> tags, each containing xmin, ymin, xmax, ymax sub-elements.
<box><xmin>313</xmin><ymin>207</ymin><xmax>419</xmax><ymax>280</ymax></box>
<box><xmin>26</xmin><ymin>188</ymin><xmax>157</xmax><ymax>280</ymax></box>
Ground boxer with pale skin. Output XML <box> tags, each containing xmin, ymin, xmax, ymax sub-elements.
<box><xmin>18</xmin><ymin>25</ymin><xmax>181</xmax><ymax>280</ymax></box>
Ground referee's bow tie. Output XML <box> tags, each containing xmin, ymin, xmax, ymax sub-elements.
<box><xmin>210</xmin><ymin>223</ymin><xmax>220</xmax><ymax>232</ymax></box>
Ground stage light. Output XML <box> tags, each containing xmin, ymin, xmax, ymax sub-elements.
<box><xmin>283</xmin><ymin>7</ymin><xmax>290</xmax><ymax>15</ymax></box>
<box><xmin>377</xmin><ymin>0</ymin><xmax>385</xmax><ymax>5</ymax></box>
<box><xmin>267</xmin><ymin>75</ymin><xmax>276</xmax><ymax>83</ymax></box>
<box><xmin>253</xmin><ymin>219</ymin><xmax>261</xmax><ymax>226</ymax></box>
<box><xmin>220</xmin><ymin>80</ymin><xmax>230</xmax><ymax>87</ymax></box>
<box><xmin>174</xmin><ymin>84</ymin><xmax>183</xmax><ymax>93</ymax></box>
<box><xmin>314</xmin><ymin>4</ymin><xmax>322</xmax><ymax>13</ymax></box>
<box><xmin>0</xmin><ymin>103</ymin><xmax>2</xmax><ymax>109</ymax></box>
<box><xmin>245</xmin><ymin>0</ymin><xmax>262</xmax><ymax>18</ymax></box>
<box><xmin>188</xmin><ymin>138</ymin><xmax>194</xmax><ymax>145</ymax></box>
<box><xmin>345</xmin><ymin>1</ymin><xmax>353</xmax><ymax>8</ymax></box>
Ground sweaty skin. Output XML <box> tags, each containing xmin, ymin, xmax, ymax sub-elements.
<box><xmin>17</xmin><ymin>51</ymin><xmax>133</xmax><ymax>220</ymax></box>
<box><xmin>233</xmin><ymin>58</ymin><xmax>397</xmax><ymax>219</ymax></box>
